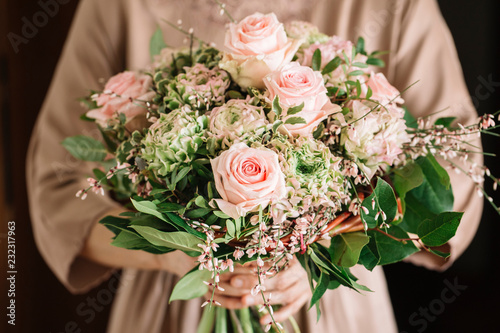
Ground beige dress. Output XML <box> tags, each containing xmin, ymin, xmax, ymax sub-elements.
<box><xmin>27</xmin><ymin>0</ymin><xmax>483</xmax><ymax>332</ymax></box>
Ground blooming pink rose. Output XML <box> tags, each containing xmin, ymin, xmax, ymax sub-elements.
<box><xmin>366</xmin><ymin>72</ymin><xmax>405</xmax><ymax>105</ymax></box>
<box><xmin>86</xmin><ymin>71</ymin><xmax>155</xmax><ymax>127</ymax></box>
<box><xmin>211</xmin><ymin>143</ymin><xmax>286</xmax><ymax>219</ymax></box>
<box><xmin>264</xmin><ymin>62</ymin><xmax>341</xmax><ymax>136</ymax></box>
<box><xmin>219</xmin><ymin>12</ymin><xmax>301</xmax><ymax>89</ymax></box>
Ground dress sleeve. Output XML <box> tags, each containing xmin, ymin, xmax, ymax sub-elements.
<box><xmin>388</xmin><ymin>0</ymin><xmax>483</xmax><ymax>270</ymax></box>
<box><xmin>27</xmin><ymin>0</ymin><xmax>128</xmax><ymax>293</ymax></box>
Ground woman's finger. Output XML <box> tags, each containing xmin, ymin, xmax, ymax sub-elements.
<box><xmin>260</xmin><ymin>291</ymin><xmax>310</xmax><ymax>324</ymax></box>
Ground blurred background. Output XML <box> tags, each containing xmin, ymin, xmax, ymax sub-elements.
<box><xmin>1</xmin><ymin>0</ymin><xmax>499</xmax><ymax>332</ymax></box>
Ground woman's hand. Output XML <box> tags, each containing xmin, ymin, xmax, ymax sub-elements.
<box><xmin>209</xmin><ymin>258</ymin><xmax>311</xmax><ymax>324</ymax></box>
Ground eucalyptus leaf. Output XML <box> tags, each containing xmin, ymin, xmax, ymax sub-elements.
<box><xmin>185</xmin><ymin>208</ymin><xmax>212</xmax><ymax>219</ymax></box>
<box><xmin>130</xmin><ymin>226</ymin><xmax>203</xmax><ymax>253</ymax></box>
<box><xmin>61</xmin><ymin>136</ymin><xmax>107</xmax><ymax>161</ymax></box>
<box><xmin>170</xmin><ymin>267</ymin><xmax>212</xmax><ymax>302</ymax></box>
<box><xmin>111</xmin><ymin>230</ymin><xmax>170</xmax><ymax>254</ymax></box>
<box><xmin>157</xmin><ymin>202</ymin><xmax>185</xmax><ymax>212</ymax></box>
<box><xmin>131</xmin><ymin>199</ymin><xmax>167</xmax><ymax>222</ymax></box>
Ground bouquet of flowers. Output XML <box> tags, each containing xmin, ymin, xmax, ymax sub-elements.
<box><xmin>63</xmin><ymin>9</ymin><xmax>499</xmax><ymax>333</ymax></box>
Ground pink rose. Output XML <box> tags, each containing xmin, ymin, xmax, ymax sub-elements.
<box><xmin>211</xmin><ymin>143</ymin><xmax>286</xmax><ymax>219</ymax></box>
<box><xmin>219</xmin><ymin>13</ymin><xmax>301</xmax><ymax>89</ymax></box>
<box><xmin>264</xmin><ymin>62</ymin><xmax>341</xmax><ymax>136</ymax></box>
<box><xmin>86</xmin><ymin>71</ymin><xmax>155</xmax><ymax>127</ymax></box>
<box><xmin>366</xmin><ymin>72</ymin><xmax>404</xmax><ymax>105</ymax></box>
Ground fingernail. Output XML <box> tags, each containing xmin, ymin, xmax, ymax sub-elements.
<box><xmin>232</xmin><ymin>278</ymin><xmax>243</xmax><ymax>287</ymax></box>
<box><xmin>244</xmin><ymin>296</ymin><xmax>254</xmax><ymax>305</ymax></box>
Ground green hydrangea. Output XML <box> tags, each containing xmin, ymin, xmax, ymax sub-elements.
<box><xmin>142</xmin><ymin>106</ymin><xmax>208</xmax><ymax>177</ymax></box>
<box><xmin>271</xmin><ymin>136</ymin><xmax>346</xmax><ymax>211</ymax></box>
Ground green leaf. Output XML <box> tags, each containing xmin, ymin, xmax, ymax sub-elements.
<box><xmin>111</xmin><ymin>230</ymin><xmax>170</xmax><ymax>253</ymax></box>
<box><xmin>309</xmin><ymin>271</ymin><xmax>329</xmax><ymax>320</ymax></box>
<box><xmin>287</xmin><ymin>102</ymin><xmax>305</xmax><ymax>115</ymax></box>
<box><xmin>403</xmin><ymin>106</ymin><xmax>418</xmax><ymax>129</ymax></box>
<box><xmin>61</xmin><ymin>136</ymin><xmax>107</xmax><ymax>161</ymax></box>
<box><xmin>213</xmin><ymin>210</ymin><xmax>230</xmax><ymax>219</ymax></box>
<box><xmin>157</xmin><ymin>202</ymin><xmax>185</xmax><ymax>212</ymax></box>
<box><xmin>392</xmin><ymin>162</ymin><xmax>424</xmax><ymax>201</ymax></box>
<box><xmin>356</xmin><ymin>37</ymin><xmax>365</xmax><ymax>54</ymax></box>
<box><xmin>185</xmin><ymin>208</ymin><xmax>211</xmax><ymax>219</ymax></box>
<box><xmin>417</xmin><ymin>212</ymin><xmax>463</xmax><ymax>247</ymax></box>
<box><xmin>366</xmin><ymin>57</ymin><xmax>385</xmax><ymax>67</ymax></box>
<box><xmin>313</xmin><ymin>122</ymin><xmax>325</xmax><ymax>139</ymax></box>
<box><xmin>365</xmin><ymin>86</ymin><xmax>373</xmax><ymax>100</ymax></box>
<box><xmin>130</xmin><ymin>226</ymin><xmax>203</xmax><ymax>253</ymax></box>
<box><xmin>369</xmin><ymin>226</ymin><xmax>419</xmax><ymax>265</ymax></box>
<box><xmin>355</xmin><ymin>80</ymin><xmax>362</xmax><ymax>98</ymax></box>
<box><xmin>169</xmin><ymin>267</ymin><xmax>212</xmax><ymax>302</ymax></box>
<box><xmin>422</xmin><ymin>154</ymin><xmax>451</xmax><ymax>189</ymax></box>
<box><xmin>348</xmin><ymin>70</ymin><xmax>365</xmax><ymax>77</ymax></box>
<box><xmin>352</xmin><ymin>62</ymin><xmax>369</xmax><ymax>68</ymax></box>
<box><xmin>227</xmin><ymin>90</ymin><xmax>244</xmax><ymax>99</ymax></box>
<box><xmin>195</xmin><ymin>196</ymin><xmax>209</xmax><ymax>208</ymax></box>
<box><xmin>434</xmin><ymin>117</ymin><xmax>457</xmax><ymax>130</ymax></box>
<box><xmin>361</xmin><ymin>177</ymin><xmax>398</xmax><ymax>228</ymax></box>
<box><xmin>174</xmin><ymin>166</ymin><xmax>192</xmax><ymax>185</ymax></box>
<box><xmin>150</xmin><ymin>27</ymin><xmax>167</xmax><ymax>61</ymax></box>
<box><xmin>99</xmin><ymin>215</ymin><xmax>132</xmax><ymax>236</ymax></box>
<box><xmin>272</xmin><ymin>120</ymin><xmax>283</xmax><ymax>133</ymax></box>
<box><xmin>358</xmin><ymin>236</ymin><xmax>380</xmax><ymax>271</ymax></box>
<box><xmin>285</xmin><ymin>116</ymin><xmax>307</xmax><ymax>125</ymax></box>
<box><xmin>131</xmin><ymin>199</ymin><xmax>167</xmax><ymax>222</ymax></box>
<box><xmin>226</xmin><ymin>219</ymin><xmax>235</xmax><ymax>237</ymax></box>
<box><xmin>399</xmin><ymin>155</ymin><xmax>454</xmax><ymax>233</ymax></box>
<box><xmin>322</xmin><ymin>57</ymin><xmax>341</xmax><ymax>75</ymax></box>
<box><xmin>330</xmin><ymin>232</ymin><xmax>370</xmax><ymax>267</ymax></box>
<box><xmin>429</xmin><ymin>248</ymin><xmax>451</xmax><ymax>259</ymax></box>
<box><xmin>272</xmin><ymin>96</ymin><xmax>283</xmax><ymax>117</ymax></box>
<box><xmin>93</xmin><ymin>168</ymin><xmax>107</xmax><ymax>181</ymax></box>
<box><xmin>312</xmin><ymin>48</ymin><xmax>322</xmax><ymax>71</ymax></box>
<box><xmin>165</xmin><ymin>212</ymin><xmax>206</xmax><ymax>239</ymax></box>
